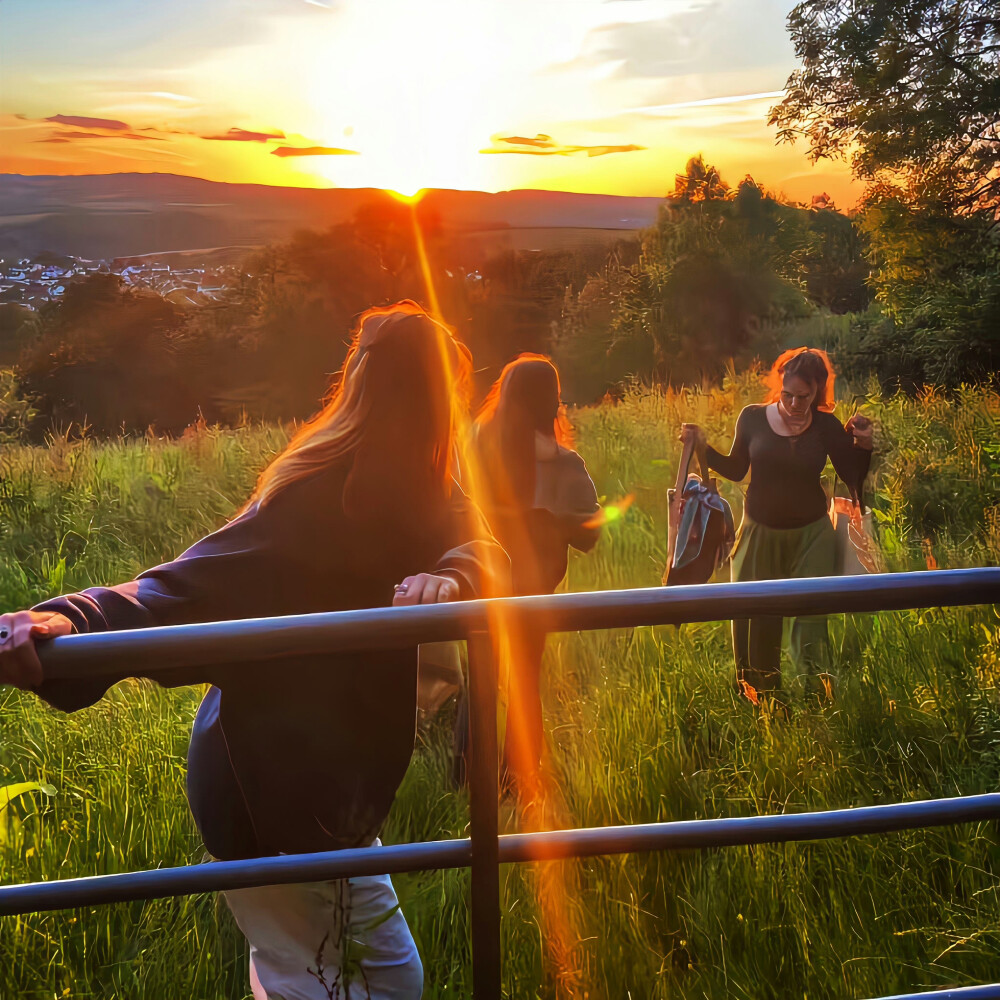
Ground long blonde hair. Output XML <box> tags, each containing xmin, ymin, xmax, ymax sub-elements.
<box><xmin>251</xmin><ymin>301</ymin><xmax>471</xmax><ymax>508</ymax></box>
<box><xmin>474</xmin><ymin>354</ymin><xmax>573</xmax><ymax>509</ymax></box>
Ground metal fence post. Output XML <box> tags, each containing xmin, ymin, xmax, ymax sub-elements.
<box><xmin>466</xmin><ymin>630</ymin><xmax>501</xmax><ymax>1000</ymax></box>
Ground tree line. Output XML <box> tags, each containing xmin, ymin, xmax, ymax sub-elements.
<box><xmin>0</xmin><ymin>0</ymin><xmax>995</xmax><ymax>438</ymax></box>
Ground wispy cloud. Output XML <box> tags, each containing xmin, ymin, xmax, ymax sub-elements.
<box><xmin>270</xmin><ymin>145</ymin><xmax>359</xmax><ymax>157</ymax></box>
<box><xmin>24</xmin><ymin>114</ymin><xmax>301</xmax><ymax>148</ymax></box>
<box><xmin>495</xmin><ymin>135</ymin><xmax>555</xmax><ymax>148</ymax></box>
<box><xmin>144</xmin><ymin>92</ymin><xmax>199</xmax><ymax>103</ymax></box>
<box><xmin>202</xmin><ymin>127</ymin><xmax>286</xmax><ymax>142</ymax></box>
<box><xmin>35</xmin><ymin>128</ymin><xmax>164</xmax><ymax>143</ymax></box>
<box><xmin>481</xmin><ymin>134</ymin><xmax>644</xmax><ymax>157</ymax></box>
<box><xmin>626</xmin><ymin>89</ymin><xmax>784</xmax><ymax>115</ymax></box>
<box><xmin>45</xmin><ymin>114</ymin><xmax>131</xmax><ymax>131</ymax></box>
<box><xmin>561</xmin><ymin>0</ymin><xmax>793</xmax><ymax>85</ymax></box>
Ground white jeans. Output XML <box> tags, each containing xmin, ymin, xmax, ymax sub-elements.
<box><xmin>224</xmin><ymin>840</ymin><xmax>423</xmax><ymax>1000</ymax></box>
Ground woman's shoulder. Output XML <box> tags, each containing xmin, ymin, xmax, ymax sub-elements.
<box><xmin>553</xmin><ymin>444</ymin><xmax>589</xmax><ymax>469</ymax></box>
<box><xmin>539</xmin><ymin>445</ymin><xmax>597</xmax><ymax>512</ymax></box>
<box><xmin>552</xmin><ymin>445</ymin><xmax>598</xmax><ymax>484</ymax></box>
<box><xmin>736</xmin><ymin>403</ymin><xmax>766</xmax><ymax>424</ymax></box>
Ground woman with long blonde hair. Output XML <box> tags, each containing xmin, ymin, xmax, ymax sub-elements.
<box><xmin>681</xmin><ymin>348</ymin><xmax>873</xmax><ymax>705</ymax></box>
<box><xmin>0</xmin><ymin>301</ymin><xmax>507</xmax><ymax>1000</ymax></box>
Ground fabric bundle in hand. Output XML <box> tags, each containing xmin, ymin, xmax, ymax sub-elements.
<box><xmin>663</xmin><ymin>437</ymin><xmax>735</xmax><ymax>586</ymax></box>
<box><xmin>664</xmin><ymin>473</ymin><xmax>735</xmax><ymax>586</ymax></box>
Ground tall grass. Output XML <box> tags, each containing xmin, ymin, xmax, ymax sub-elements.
<box><xmin>2</xmin><ymin>378</ymin><xmax>999</xmax><ymax>998</ymax></box>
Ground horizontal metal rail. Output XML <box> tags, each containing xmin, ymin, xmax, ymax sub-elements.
<box><xmin>37</xmin><ymin>568</ymin><xmax>1000</xmax><ymax>679</ymax></box>
<box><xmin>2</xmin><ymin>793</ymin><xmax>999</xmax><ymax>916</ymax></box>
<box><xmin>7</xmin><ymin>567</ymin><xmax>1000</xmax><ymax>998</ymax></box>
<box><xmin>874</xmin><ymin>987</ymin><xmax>1000</xmax><ymax>1000</ymax></box>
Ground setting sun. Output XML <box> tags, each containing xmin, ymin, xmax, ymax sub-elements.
<box><xmin>302</xmin><ymin>1</ymin><xmax>507</xmax><ymax>194</ymax></box>
<box><xmin>0</xmin><ymin>0</ymin><xmax>859</xmax><ymax>204</ymax></box>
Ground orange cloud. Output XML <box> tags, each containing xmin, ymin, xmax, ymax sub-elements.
<box><xmin>498</xmin><ymin>134</ymin><xmax>558</xmax><ymax>148</ymax></box>
<box><xmin>202</xmin><ymin>127</ymin><xmax>286</xmax><ymax>142</ymax></box>
<box><xmin>482</xmin><ymin>134</ymin><xmax>645</xmax><ymax>157</ymax></box>
<box><xmin>45</xmin><ymin>114</ymin><xmax>131</xmax><ymax>131</ymax></box>
<box><xmin>25</xmin><ymin>115</ymin><xmax>297</xmax><ymax>148</ymax></box>
<box><xmin>37</xmin><ymin>129</ymin><xmax>164</xmax><ymax>143</ymax></box>
<box><xmin>270</xmin><ymin>145</ymin><xmax>359</xmax><ymax>157</ymax></box>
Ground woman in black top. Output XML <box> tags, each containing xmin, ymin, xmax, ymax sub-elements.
<box><xmin>0</xmin><ymin>302</ymin><xmax>507</xmax><ymax>1000</ymax></box>
<box><xmin>470</xmin><ymin>354</ymin><xmax>599</xmax><ymax>798</ymax></box>
<box><xmin>681</xmin><ymin>348</ymin><xmax>872</xmax><ymax>704</ymax></box>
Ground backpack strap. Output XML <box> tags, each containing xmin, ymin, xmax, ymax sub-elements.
<box><xmin>666</xmin><ymin>437</ymin><xmax>696</xmax><ymax>581</ymax></box>
<box><xmin>674</xmin><ymin>437</ymin><xmax>695</xmax><ymax>496</ymax></box>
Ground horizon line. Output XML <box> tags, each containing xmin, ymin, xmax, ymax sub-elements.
<box><xmin>0</xmin><ymin>168</ymin><xmax>678</xmax><ymax>201</ymax></box>
<box><xmin>0</xmin><ymin>168</ymin><xmax>844</xmax><ymax>211</ymax></box>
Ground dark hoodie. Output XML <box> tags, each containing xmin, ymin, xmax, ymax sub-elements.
<box><xmin>32</xmin><ymin>460</ymin><xmax>506</xmax><ymax>860</ymax></box>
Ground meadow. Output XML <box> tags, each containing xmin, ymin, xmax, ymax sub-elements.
<box><xmin>1</xmin><ymin>374</ymin><xmax>999</xmax><ymax>999</ymax></box>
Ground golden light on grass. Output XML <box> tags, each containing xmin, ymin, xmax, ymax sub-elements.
<box><xmin>3</xmin><ymin>373</ymin><xmax>998</xmax><ymax>994</ymax></box>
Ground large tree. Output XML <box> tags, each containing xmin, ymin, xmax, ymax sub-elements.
<box><xmin>770</xmin><ymin>1</ymin><xmax>1000</xmax><ymax>219</ymax></box>
<box><xmin>769</xmin><ymin>2</ymin><xmax>1000</xmax><ymax>389</ymax></box>
<box><xmin>552</xmin><ymin>167</ymin><xmax>872</xmax><ymax>401</ymax></box>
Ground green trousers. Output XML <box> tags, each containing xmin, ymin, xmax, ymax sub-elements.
<box><xmin>730</xmin><ymin>514</ymin><xmax>838</xmax><ymax>698</ymax></box>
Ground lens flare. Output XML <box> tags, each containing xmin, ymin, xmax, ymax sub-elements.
<box><xmin>405</xmin><ymin>207</ymin><xmax>587</xmax><ymax>994</ymax></box>
<box><xmin>582</xmin><ymin>493</ymin><xmax>634</xmax><ymax>529</ymax></box>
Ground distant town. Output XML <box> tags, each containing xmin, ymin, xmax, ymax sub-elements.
<box><xmin>0</xmin><ymin>253</ymin><xmax>245</xmax><ymax>310</ymax></box>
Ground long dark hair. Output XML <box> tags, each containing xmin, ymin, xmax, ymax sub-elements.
<box><xmin>474</xmin><ymin>354</ymin><xmax>572</xmax><ymax>508</ymax></box>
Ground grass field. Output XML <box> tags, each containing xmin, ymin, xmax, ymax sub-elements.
<box><xmin>1</xmin><ymin>375</ymin><xmax>999</xmax><ymax>999</ymax></box>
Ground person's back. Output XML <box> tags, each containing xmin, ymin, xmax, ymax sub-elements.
<box><xmin>1</xmin><ymin>301</ymin><xmax>508</xmax><ymax>1000</ymax></box>
<box><xmin>514</xmin><ymin>444</ymin><xmax>600</xmax><ymax>594</ymax></box>
<box><xmin>473</xmin><ymin>356</ymin><xmax>599</xmax><ymax>596</ymax></box>
<box><xmin>468</xmin><ymin>354</ymin><xmax>599</xmax><ymax>796</ymax></box>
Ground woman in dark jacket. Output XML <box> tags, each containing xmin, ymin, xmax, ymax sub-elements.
<box><xmin>0</xmin><ymin>301</ymin><xmax>507</xmax><ymax>1000</ymax></box>
<box><xmin>681</xmin><ymin>348</ymin><xmax>873</xmax><ymax>705</ymax></box>
<box><xmin>469</xmin><ymin>354</ymin><xmax>599</xmax><ymax>798</ymax></box>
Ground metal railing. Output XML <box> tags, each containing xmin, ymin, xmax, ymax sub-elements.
<box><xmin>2</xmin><ymin>568</ymin><xmax>1000</xmax><ymax>1000</ymax></box>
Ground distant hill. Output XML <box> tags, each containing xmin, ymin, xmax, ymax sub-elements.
<box><xmin>0</xmin><ymin>173</ymin><xmax>664</xmax><ymax>261</ymax></box>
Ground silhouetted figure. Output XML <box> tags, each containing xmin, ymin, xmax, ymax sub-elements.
<box><xmin>464</xmin><ymin>354</ymin><xmax>599</xmax><ymax>798</ymax></box>
<box><xmin>0</xmin><ymin>301</ymin><xmax>507</xmax><ymax>1000</ymax></box>
<box><xmin>681</xmin><ymin>348</ymin><xmax>873</xmax><ymax>705</ymax></box>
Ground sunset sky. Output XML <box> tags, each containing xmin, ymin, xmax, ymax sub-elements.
<box><xmin>0</xmin><ymin>0</ymin><xmax>859</xmax><ymax>205</ymax></box>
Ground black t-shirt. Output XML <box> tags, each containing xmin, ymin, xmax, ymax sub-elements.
<box><xmin>706</xmin><ymin>404</ymin><xmax>871</xmax><ymax>529</ymax></box>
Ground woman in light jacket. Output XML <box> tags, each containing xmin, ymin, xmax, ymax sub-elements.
<box><xmin>0</xmin><ymin>301</ymin><xmax>507</xmax><ymax>1000</ymax></box>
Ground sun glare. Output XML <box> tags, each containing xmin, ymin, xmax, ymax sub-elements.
<box><xmin>386</xmin><ymin>188</ymin><xmax>429</xmax><ymax>205</ymax></box>
<box><xmin>303</xmin><ymin>1</ymin><xmax>505</xmax><ymax>194</ymax></box>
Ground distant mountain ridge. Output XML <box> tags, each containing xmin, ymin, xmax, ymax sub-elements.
<box><xmin>0</xmin><ymin>173</ymin><xmax>664</xmax><ymax>260</ymax></box>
